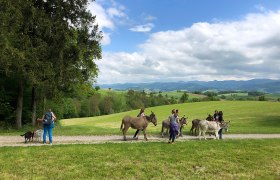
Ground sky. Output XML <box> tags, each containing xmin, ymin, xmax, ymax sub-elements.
<box><xmin>87</xmin><ymin>0</ymin><xmax>280</xmax><ymax>84</ymax></box>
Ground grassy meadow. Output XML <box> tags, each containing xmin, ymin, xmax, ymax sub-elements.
<box><xmin>52</xmin><ymin>101</ymin><xmax>280</xmax><ymax>136</ymax></box>
<box><xmin>1</xmin><ymin>101</ymin><xmax>279</xmax><ymax>136</ymax></box>
<box><xmin>0</xmin><ymin>139</ymin><xmax>279</xmax><ymax>179</ymax></box>
<box><xmin>1</xmin><ymin>101</ymin><xmax>280</xmax><ymax>180</ymax></box>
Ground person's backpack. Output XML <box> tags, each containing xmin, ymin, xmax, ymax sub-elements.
<box><xmin>43</xmin><ymin>112</ymin><xmax>53</xmax><ymax>125</ymax></box>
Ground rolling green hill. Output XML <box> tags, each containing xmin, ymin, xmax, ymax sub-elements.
<box><xmin>57</xmin><ymin>101</ymin><xmax>280</xmax><ymax>135</ymax></box>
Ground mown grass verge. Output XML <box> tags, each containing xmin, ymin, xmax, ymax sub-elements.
<box><xmin>0</xmin><ymin>139</ymin><xmax>279</xmax><ymax>179</ymax></box>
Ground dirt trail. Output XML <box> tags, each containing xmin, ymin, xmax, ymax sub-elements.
<box><xmin>1</xmin><ymin>134</ymin><xmax>280</xmax><ymax>147</ymax></box>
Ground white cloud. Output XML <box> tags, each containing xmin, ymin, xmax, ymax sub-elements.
<box><xmin>142</xmin><ymin>14</ymin><xmax>157</xmax><ymax>22</ymax></box>
<box><xmin>129</xmin><ymin>23</ymin><xmax>154</xmax><ymax>32</ymax></box>
<box><xmin>87</xmin><ymin>0</ymin><xmax>128</xmax><ymax>45</ymax></box>
<box><xmin>88</xmin><ymin>2</ymin><xmax>114</xmax><ymax>30</ymax></box>
<box><xmin>97</xmin><ymin>10</ymin><xmax>280</xmax><ymax>84</ymax></box>
<box><xmin>107</xmin><ymin>8</ymin><xmax>126</xmax><ymax>18</ymax></box>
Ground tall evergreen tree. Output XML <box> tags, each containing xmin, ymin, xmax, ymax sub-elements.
<box><xmin>0</xmin><ymin>0</ymin><xmax>102</xmax><ymax>128</ymax></box>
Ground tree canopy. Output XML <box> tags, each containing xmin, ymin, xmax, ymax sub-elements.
<box><xmin>0</xmin><ymin>0</ymin><xmax>102</xmax><ymax>128</ymax></box>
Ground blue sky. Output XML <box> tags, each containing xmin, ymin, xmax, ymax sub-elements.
<box><xmin>88</xmin><ymin>0</ymin><xmax>280</xmax><ymax>84</ymax></box>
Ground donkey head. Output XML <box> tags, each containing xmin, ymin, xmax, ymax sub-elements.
<box><xmin>179</xmin><ymin>116</ymin><xmax>188</xmax><ymax>125</ymax></box>
<box><xmin>149</xmin><ymin>111</ymin><xmax>157</xmax><ymax>126</ymax></box>
<box><xmin>206</xmin><ymin>114</ymin><xmax>214</xmax><ymax>121</ymax></box>
<box><xmin>221</xmin><ymin>121</ymin><xmax>230</xmax><ymax>132</ymax></box>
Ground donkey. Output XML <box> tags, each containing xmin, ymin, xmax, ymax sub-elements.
<box><xmin>120</xmin><ymin>112</ymin><xmax>157</xmax><ymax>141</ymax></box>
<box><xmin>190</xmin><ymin>119</ymin><xmax>201</xmax><ymax>136</ymax></box>
<box><xmin>161</xmin><ymin>116</ymin><xmax>188</xmax><ymax>137</ymax></box>
<box><xmin>190</xmin><ymin>114</ymin><xmax>214</xmax><ymax>136</ymax></box>
<box><xmin>198</xmin><ymin>120</ymin><xmax>230</xmax><ymax>140</ymax></box>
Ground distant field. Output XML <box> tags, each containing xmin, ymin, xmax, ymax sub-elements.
<box><xmin>266</xmin><ymin>93</ymin><xmax>280</xmax><ymax>100</ymax></box>
<box><xmin>218</xmin><ymin>92</ymin><xmax>249</xmax><ymax>97</ymax></box>
<box><xmin>99</xmin><ymin>89</ymin><xmax>206</xmax><ymax>100</ymax></box>
<box><xmin>158</xmin><ymin>91</ymin><xmax>206</xmax><ymax>100</ymax></box>
<box><xmin>98</xmin><ymin>89</ymin><xmax>126</xmax><ymax>96</ymax></box>
<box><xmin>50</xmin><ymin>101</ymin><xmax>280</xmax><ymax>136</ymax></box>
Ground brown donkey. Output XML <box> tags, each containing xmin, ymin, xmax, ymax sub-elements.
<box><xmin>161</xmin><ymin>116</ymin><xmax>188</xmax><ymax>137</ymax></box>
<box><xmin>120</xmin><ymin>112</ymin><xmax>157</xmax><ymax>141</ymax></box>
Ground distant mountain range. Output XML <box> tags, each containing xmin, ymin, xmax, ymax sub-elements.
<box><xmin>99</xmin><ymin>79</ymin><xmax>280</xmax><ymax>93</ymax></box>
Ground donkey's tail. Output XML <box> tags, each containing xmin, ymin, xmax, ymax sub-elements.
<box><xmin>120</xmin><ymin>120</ymin><xmax>124</xmax><ymax>131</ymax></box>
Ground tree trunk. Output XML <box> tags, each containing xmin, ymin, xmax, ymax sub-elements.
<box><xmin>31</xmin><ymin>86</ymin><xmax>36</xmax><ymax>126</ymax></box>
<box><xmin>43</xmin><ymin>96</ymin><xmax>46</xmax><ymax>113</ymax></box>
<box><xmin>15</xmin><ymin>80</ymin><xmax>23</xmax><ymax>129</ymax></box>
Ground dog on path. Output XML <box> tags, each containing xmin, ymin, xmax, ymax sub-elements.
<box><xmin>20</xmin><ymin>131</ymin><xmax>34</xmax><ymax>143</ymax></box>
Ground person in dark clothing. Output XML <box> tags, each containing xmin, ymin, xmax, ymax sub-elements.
<box><xmin>133</xmin><ymin>108</ymin><xmax>145</xmax><ymax>139</ymax></box>
<box><xmin>213</xmin><ymin>110</ymin><xmax>219</xmax><ymax>121</ymax></box>
<box><xmin>217</xmin><ymin>111</ymin><xmax>224</xmax><ymax>139</ymax></box>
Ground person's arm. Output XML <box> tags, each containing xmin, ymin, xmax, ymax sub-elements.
<box><xmin>37</xmin><ymin>114</ymin><xmax>45</xmax><ymax>122</ymax></box>
<box><xmin>51</xmin><ymin>112</ymin><xmax>57</xmax><ymax>121</ymax></box>
<box><xmin>176</xmin><ymin>117</ymin><xmax>179</xmax><ymax>123</ymax></box>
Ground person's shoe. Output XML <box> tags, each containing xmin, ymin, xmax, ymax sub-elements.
<box><xmin>172</xmin><ymin>142</ymin><xmax>175</xmax><ymax>144</ymax></box>
<box><xmin>168</xmin><ymin>141</ymin><xmax>171</xmax><ymax>144</ymax></box>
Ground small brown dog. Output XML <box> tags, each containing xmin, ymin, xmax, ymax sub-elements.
<box><xmin>21</xmin><ymin>131</ymin><xmax>34</xmax><ymax>143</ymax></box>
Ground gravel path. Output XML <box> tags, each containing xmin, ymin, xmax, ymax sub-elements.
<box><xmin>1</xmin><ymin>134</ymin><xmax>280</xmax><ymax>147</ymax></box>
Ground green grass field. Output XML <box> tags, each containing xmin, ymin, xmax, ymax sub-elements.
<box><xmin>0</xmin><ymin>139</ymin><xmax>279</xmax><ymax>179</ymax></box>
<box><xmin>47</xmin><ymin>101</ymin><xmax>280</xmax><ymax>136</ymax></box>
<box><xmin>1</xmin><ymin>101</ymin><xmax>279</xmax><ymax>136</ymax></box>
<box><xmin>1</xmin><ymin>101</ymin><xmax>280</xmax><ymax>179</ymax></box>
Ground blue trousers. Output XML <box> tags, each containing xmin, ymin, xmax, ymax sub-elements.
<box><xmin>169</xmin><ymin>130</ymin><xmax>176</xmax><ymax>142</ymax></box>
<box><xmin>43</xmin><ymin>123</ymin><xmax>54</xmax><ymax>143</ymax></box>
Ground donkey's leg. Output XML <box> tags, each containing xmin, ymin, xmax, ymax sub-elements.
<box><xmin>195</xmin><ymin>128</ymin><xmax>198</xmax><ymax>136</ymax></box>
<box><xmin>179</xmin><ymin>126</ymin><xmax>183</xmax><ymax>137</ymax></box>
<box><xmin>161</xmin><ymin>126</ymin><xmax>164</xmax><ymax>138</ymax></box>
<box><xmin>215</xmin><ymin>131</ymin><xmax>219</xmax><ymax>140</ymax></box>
<box><xmin>203</xmin><ymin>131</ymin><xmax>206</xmax><ymax>140</ymax></box>
<box><xmin>122</xmin><ymin>126</ymin><xmax>130</xmax><ymax>141</ymax></box>
<box><xmin>198</xmin><ymin>130</ymin><xmax>202</xmax><ymax>140</ymax></box>
<box><xmin>143</xmin><ymin>129</ymin><xmax>148</xmax><ymax>141</ymax></box>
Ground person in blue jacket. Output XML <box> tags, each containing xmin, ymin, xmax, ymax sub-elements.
<box><xmin>42</xmin><ymin>108</ymin><xmax>56</xmax><ymax>144</ymax></box>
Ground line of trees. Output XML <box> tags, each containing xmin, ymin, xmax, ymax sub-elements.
<box><xmin>0</xmin><ymin>0</ymin><xmax>102</xmax><ymax>129</ymax></box>
<box><xmin>47</xmin><ymin>89</ymin><xmax>181</xmax><ymax>119</ymax></box>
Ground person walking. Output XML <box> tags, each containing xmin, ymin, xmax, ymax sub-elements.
<box><xmin>42</xmin><ymin>108</ymin><xmax>56</xmax><ymax>144</ymax></box>
<box><xmin>133</xmin><ymin>108</ymin><xmax>145</xmax><ymax>139</ymax></box>
<box><xmin>217</xmin><ymin>111</ymin><xmax>224</xmax><ymax>139</ymax></box>
<box><xmin>168</xmin><ymin>109</ymin><xmax>179</xmax><ymax>144</ymax></box>
<box><xmin>213</xmin><ymin>110</ymin><xmax>219</xmax><ymax>121</ymax></box>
